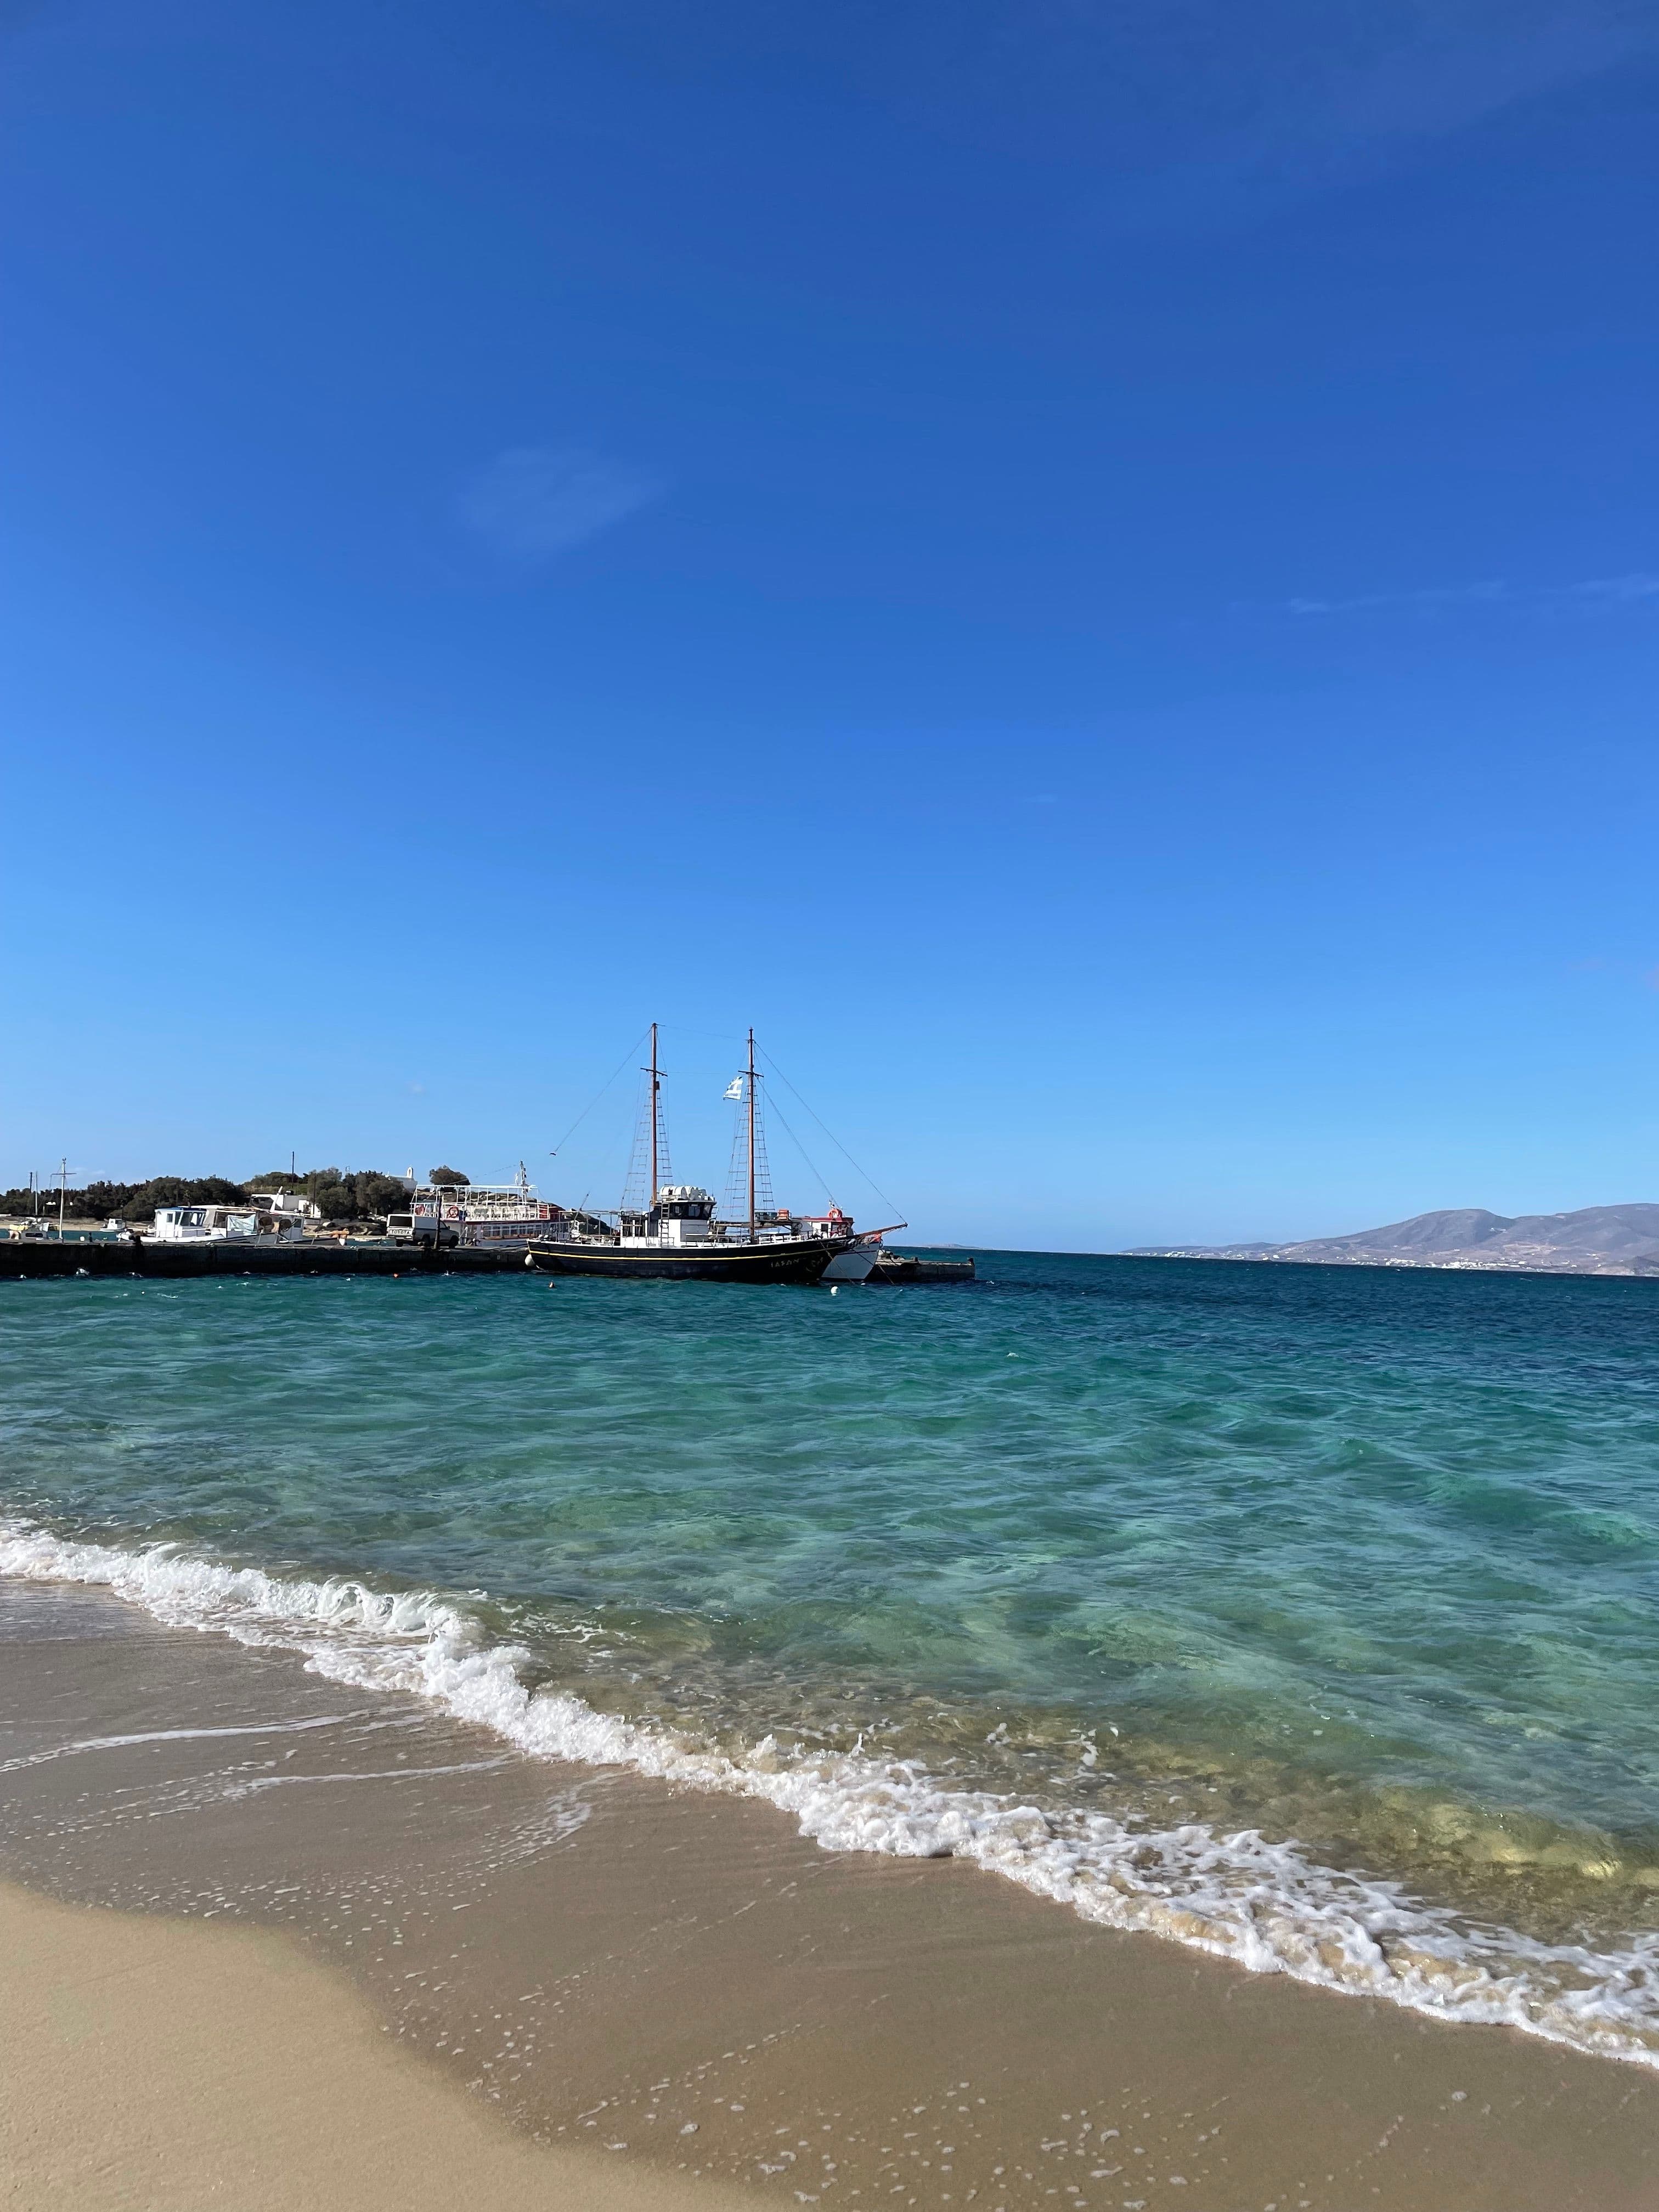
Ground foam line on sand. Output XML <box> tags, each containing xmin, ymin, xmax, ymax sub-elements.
<box><xmin>7</xmin><ymin>1515</ymin><xmax>1659</xmax><ymax>2069</ymax></box>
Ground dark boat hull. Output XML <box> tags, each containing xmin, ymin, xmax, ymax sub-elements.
<box><xmin>526</xmin><ymin>1237</ymin><xmax>842</xmax><ymax>1283</ymax></box>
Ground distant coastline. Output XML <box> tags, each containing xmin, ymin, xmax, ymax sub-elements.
<box><xmin>1126</xmin><ymin>1202</ymin><xmax>1659</xmax><ymax>1278</ymax></box>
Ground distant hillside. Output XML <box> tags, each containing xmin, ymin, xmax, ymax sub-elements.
<box><xmin>1127</xmin><ymin>1204</ymin><xmax>1659</xmax><ymax>1277</ymax></box>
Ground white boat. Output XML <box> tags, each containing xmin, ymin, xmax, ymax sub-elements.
<box><xmin>397</xmin><ymin>1164</ymin><xmax>566</xmax><ymax>1250</ymax></box>
<box><xmin>821</xmin><ymin>1243</ymin><xmax>882</xmax><ymax>1283</ymax></box>
<box><xmin>150</xmin><ymin>1195</ymin><xmax>313</xmax><ymax>1243</ymax></box>
<box><xmin>149</xmin><ymin>1204</ymin><xmax>263</xmax><ymax>1243</ymax></box>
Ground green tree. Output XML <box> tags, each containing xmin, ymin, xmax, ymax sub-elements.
<box><xmin>428</xmin><ymin>1166</ymin><xmax>470</xmax><ymax>1187</ymax></box>
<box><xmin>0</xmin><ymin>1182</ymin><xmax>137</xmax><ymax>1218</ymax></box>
<box><xmin>247</xmin><ymin>1165</ymin><xmax>411</xmax><ymax>1223</ymax></box>
<box><xmin>80</xmin><ymin>1182</ymin><xmax>143</xmax><ymax>1220</ymax></box>
<box><xmin>0</xmin><ymin>1166</ymin><xmax>424</xmax><ymax>1224</ymax></box>
<box><xmin>351</xmin><ymin>1171</ymin><xmax>412</xmax><ymax>1220</ymax></box>
<box><xmin>117</xmin><ymin>1176</ymin><xmax>251</xmax><ymax>1222</ymax></box>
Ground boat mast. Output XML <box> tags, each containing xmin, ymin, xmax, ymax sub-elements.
<box><xmin>747</xmin><ymin>1028</ymin><xmax>757</xmax><ymax>1241</ymax></box>
<box><xmin>650</xmin><ymin>1022</ymin><xmax>660</xmax><ymax>1208</ymax></box>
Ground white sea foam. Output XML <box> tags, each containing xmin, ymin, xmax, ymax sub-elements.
<box><xmin>5</xmin><ymin>1514</ymin><xmax>1657</xmax><ymax>2067</ymax></box>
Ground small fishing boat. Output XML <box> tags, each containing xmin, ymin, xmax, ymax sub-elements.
<box><xmin>528</xmin><ymin>1028</ymin><xmax>895</xmax><ymax>1284</ymax></box>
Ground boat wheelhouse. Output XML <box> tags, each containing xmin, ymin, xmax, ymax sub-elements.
<box><xmin>619</xmin><ymin>1184</ymin><xmax>718</xmax><ymax>1246</ymax></box>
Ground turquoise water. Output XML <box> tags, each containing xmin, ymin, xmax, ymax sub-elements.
<box><xmin>4</xmin><ymin>1255</ymin><xmax>1659</xmax><ymax>2051</ymax></box>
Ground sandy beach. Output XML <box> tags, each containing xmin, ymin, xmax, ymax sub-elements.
<box><xmin>3</xmin><ymin>1575</ymin><xmax>1657</xmax><ymax>2211</ymax></box>
<box><xmin>0</xmin><ymin>1880</ymin><xmax>756</xmax><ymax>2212</ymax></box>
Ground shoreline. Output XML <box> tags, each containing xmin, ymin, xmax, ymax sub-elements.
<box><xmin>1119</xmin><ymin>1252</ymin><xmax>1659</xmax><ymax>1280</ymax></box>
<box><xmin>7</xmin><ymin>1510</ymin><xmax>1658</xmax><ymax>2071</ymax></box>
<box><xmin>1111</xmin><ymin>1250</ymin><xmax>1659</xmax><ymax>1282</ymax></box>
<box><xmin>4</xmin><ymin>1575</ymin><xmax>1658</xmax><ymax>2210</ymax></box>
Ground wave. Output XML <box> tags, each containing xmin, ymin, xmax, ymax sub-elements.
<box><xmin>4</xmin><ymin>1513</ymin><xmax>1657</xmax><ymax>2068</ymax></box>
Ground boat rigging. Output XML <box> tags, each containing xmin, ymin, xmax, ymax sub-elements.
<box><xmin>529</xmin><ymin>1025</ymin><xmax>893</xmax><ymax>1283</ymax></box>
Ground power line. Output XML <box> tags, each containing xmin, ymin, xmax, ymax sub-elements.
<box><xmin>759</xmin><ymin>1089</ymin><xmax>835</xmax><ymax>1210</ymax></box>
<box><xmin>755</xmin><ymin>1046</ymin><xmax>904</xmax><ymax>1220</ymax></box>
<box><xmin>547</xmin><ymin>1028</ymin><xmax>650</xmax><ymax>1161</ymax></box>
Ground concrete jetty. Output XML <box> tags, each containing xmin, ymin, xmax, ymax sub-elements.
<box><xmin>0</xmin><ymin>1240</ymin><xmax>537</xmax><ymax>1282</ymax></box>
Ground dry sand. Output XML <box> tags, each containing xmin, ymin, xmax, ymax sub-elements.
<box><xmin>0</xmin><ymin>1879</ymin><xmax>757</xmax><ymax>2211</ymax></box>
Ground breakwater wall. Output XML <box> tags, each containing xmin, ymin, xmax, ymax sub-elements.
<box><xmin>0</xmin><ymin>1242</ymin><xmax>534</xmax><ymax>1282</ymax></box>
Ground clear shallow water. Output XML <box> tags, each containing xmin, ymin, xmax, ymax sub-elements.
<box><xmin>4</xmin><ymin>1255</ymin><xmax>1659</xmax><ymax>2058</ymax></box>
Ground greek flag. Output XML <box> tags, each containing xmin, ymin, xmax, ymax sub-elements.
<box><xmin>723</xmin><ymin>1076</ymin><xmax>745</xmax><ymax>1100</ymax></box>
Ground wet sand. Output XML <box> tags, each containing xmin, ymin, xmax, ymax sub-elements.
<box><xmin>3</xmin><ymin>1577</ymin><xmax>1656</xmax><ymax>2211</ymax></box>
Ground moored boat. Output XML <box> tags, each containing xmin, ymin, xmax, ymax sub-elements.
<box><xmin>527</xmin><ymin>1027</ymin><xmax>887</xmax><ymax>1284</ymax></box>
<box><xmin>397</xmin><ymin>1164</ymin><xmax>566</xmax><ymax>1251</ymax></box>
<box><xmin>527</xmin><ymin>1230</ymin><xmax>845</xmax><ymax>1283</ymax></box>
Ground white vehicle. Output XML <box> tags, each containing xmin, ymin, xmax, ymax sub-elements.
<box><xmin>387</xmin><ymin>1208</ymin><xmax>458</xmax><ymax>1247</ymax></box>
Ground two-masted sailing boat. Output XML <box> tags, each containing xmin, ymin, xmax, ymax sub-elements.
<box><xmin>528</xmin><ymin>1028</ymin><xmax>870</xmax><ymax>1283</ymax></box>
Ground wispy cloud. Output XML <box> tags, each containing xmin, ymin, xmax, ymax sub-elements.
<box><xmin>1228</xmin><ymin>2</ymin><xmax>1659</xmax><ymax>172</ymax></box>
<box><xmin>1080</xmin><ymin>2</ymin><xmax>1659</xmax><ymax>228</ymax></box>
<box><xmin>458</xmin><ymin>445</ymin><xmax>662</xmax><ymax>561</ymax></box>
<box><xmin>589</xmin><ymin>1</ymin><xmax>1659</xmax><ymax>227</ymax></box>
<box><xmin>1571</xmin><ymin>573</ymin><xmax>1659</xmax><ymax>606</ymax></box>
<box><xmin>1286</xmin><ymin>573</ymin><xmax>1659</xmax><ymax>617</ymax></box>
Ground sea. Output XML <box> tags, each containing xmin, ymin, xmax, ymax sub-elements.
<box><xmin>3</xmin><ymin>1252</ymin><xmax>1657</xmax><ymax>2066</ymax></box>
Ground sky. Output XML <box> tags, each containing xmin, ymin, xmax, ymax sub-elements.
<box><xmin>3</xmin><ymin>0</ymin><xmax>1658</xmax><ymax>1248</ymax></box>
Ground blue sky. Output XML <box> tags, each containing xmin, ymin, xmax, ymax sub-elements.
<box><xmin>4</xmin><ymin>0</ymin><xmax>1657</xmax><ymax>1248</ymax></box>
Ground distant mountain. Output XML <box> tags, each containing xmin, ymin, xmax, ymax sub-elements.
<box><xmin>1127</xmin><ymin>1205</ymin><xmax>1659</xmax><ymax>1277</ymax></box>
